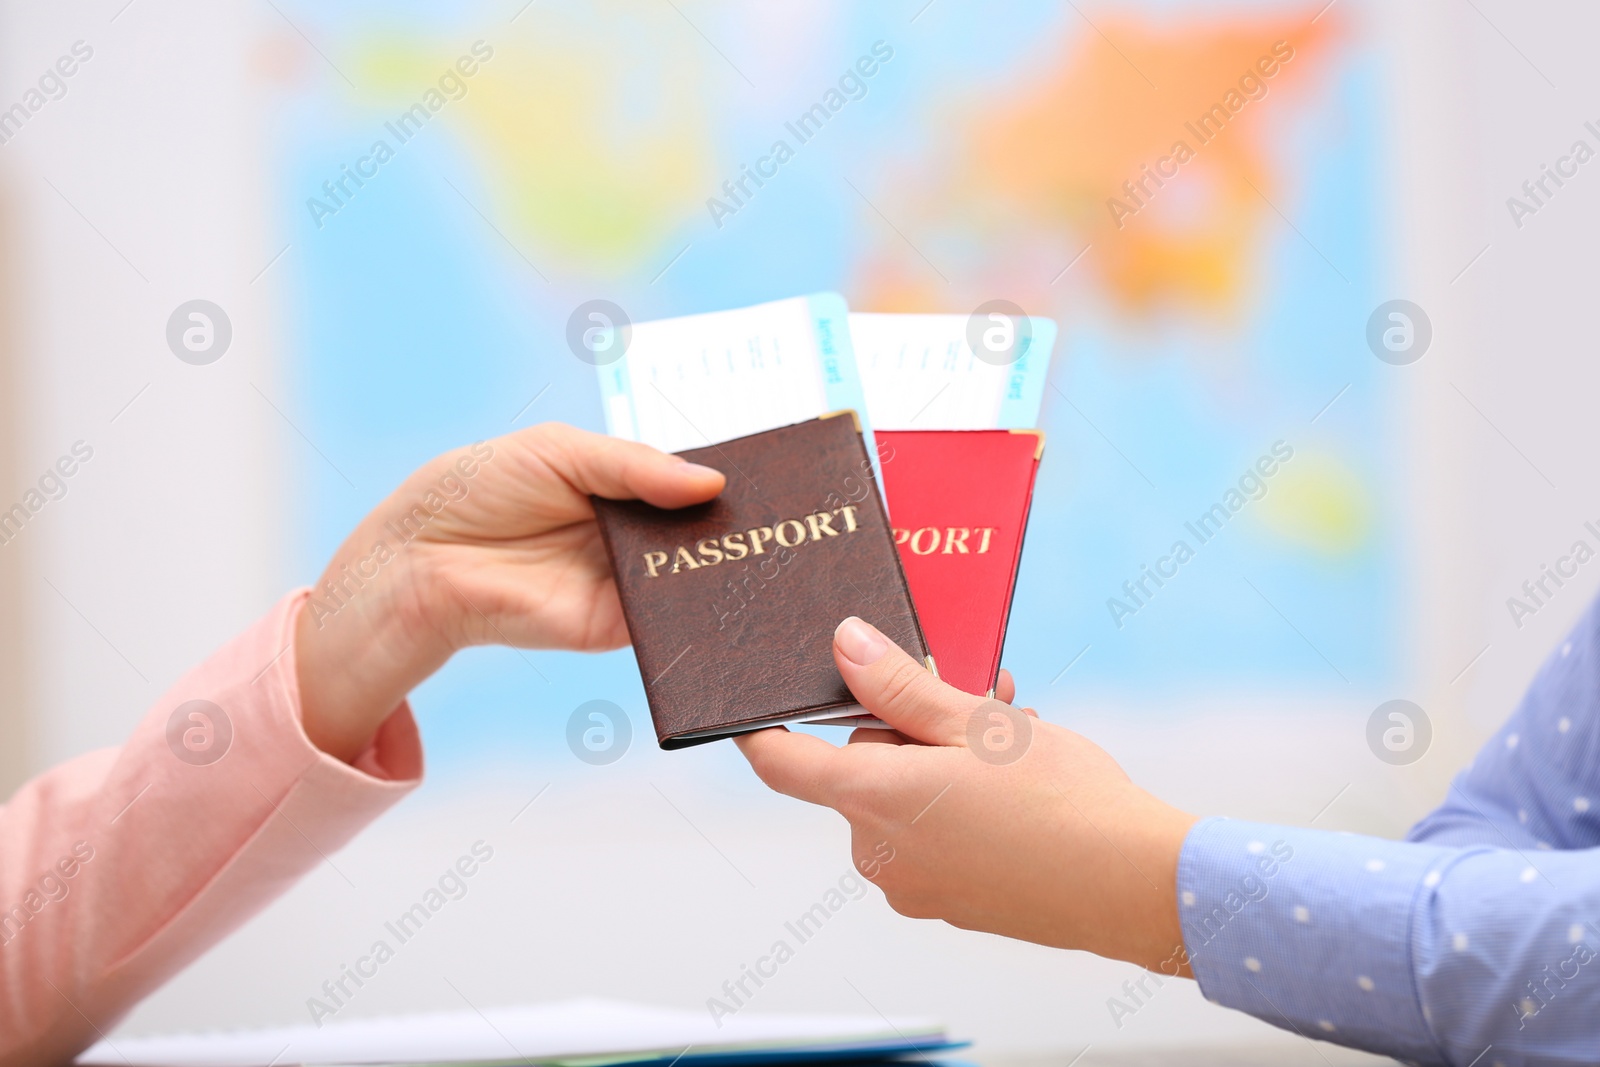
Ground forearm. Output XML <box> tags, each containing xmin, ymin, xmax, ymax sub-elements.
<box><xmin>0</xmin><ymin>593</ymin><xmax>421</xmax><ymax>1067</ymax></box>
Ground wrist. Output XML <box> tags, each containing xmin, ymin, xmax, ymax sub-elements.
<box><xmin>1121</xmin><ymin>795</ymin><xmax>1201</xmax><ymax>976</ymax></box>
<box><xmin>1078</xmin><ymin>787</ymin><xmax>1198</xmax><ymax>976</ymax></box>
<box><xmin>295</xmin><ymin>533</ymin><xmax>453</xmax><ymax>763</ymax></box>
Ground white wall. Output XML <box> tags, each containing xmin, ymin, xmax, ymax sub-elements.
<box><xmin>0</xmin><ymin>0</ymin><xmax>288</xmax><ymax>771</ymax></box>
<box><xmin>4</xmin><ymin>0</ymin><xmax>1598</xmax><ymax>1056</ymax></box>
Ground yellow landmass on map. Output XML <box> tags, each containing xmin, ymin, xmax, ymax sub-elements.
<box><xmin>354</xmin><ymin>20</ymin><xmax>713</xmax><ymax>275</ymax></box>
<box><xmin>1256</xmin><ymin>451</ymin><xmax>1370</xmax><ymax>556</ymax></box>
<box><xmin>855</xmin><ymin>10</ymin><xmax>1338</xmax><ymax>319</ymax></box>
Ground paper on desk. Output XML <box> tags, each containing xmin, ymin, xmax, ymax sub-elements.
<box><xmin>850</xmin><ymin>312</ymin><xmax>1057</xmax><ymax>430</ymax></box>
<box><xmin>77</xmin><ymin>997</ymin><xmax>950</xmax><ymax>1067</ymax></box>
<box><xmin>597</xmin><ymin>293</ymin><xmax>871</xmax><ymax>455</ymax></box>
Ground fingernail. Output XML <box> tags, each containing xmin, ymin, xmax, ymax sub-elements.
<box><xmin>678</xmin><ymin>461</ymin><xmax>722</xmax><ymax>478</ymax></box>
<box><xmin>835</xmin><ymin>616</ymin><xmax>888</xmax><ymax>666</ymax></box>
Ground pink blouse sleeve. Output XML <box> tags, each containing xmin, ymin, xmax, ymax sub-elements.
<box><xmin>0</xmin><ymin>590</ymin><xmax>423</xmax><ymax>1066</ymax></box>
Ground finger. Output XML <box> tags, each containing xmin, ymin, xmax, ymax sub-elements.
<box><xmin>733</xmin><ymin>728</ymin><xmax>846</xmax><ymax>805</ymax></box>
<box><xmin>994</xmin><ymin>668</ymin><xmax>1016</xmax><ymax>705</ymax></box>
<box><xmin>847</xmin><ymin>726</ymin><xmax>908</xmax><ymax>745</ymax></box>
<box><xmin>1022</xmin><ymin>705</ymin><xmax>1039</xmax><ymax>719</ymax></box>
<box><xmin>516</xmin><ymin>423</ymin><xmax>726</xmax><ymax>509</ymax></box>
<box><xmin>832</xmin><ymin>616</ymin><xmax>982</xmax><ymax>747</ymax></box>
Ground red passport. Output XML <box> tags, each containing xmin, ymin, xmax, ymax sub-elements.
<box><xmin>877</xmin><ymin>429</ymin><xmax>1043</xmax><ymax>697</ymax></box>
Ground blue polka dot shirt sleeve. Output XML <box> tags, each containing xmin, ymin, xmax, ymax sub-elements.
<box><xmin>1178</xmin><ymin>600</ymin><xmax>1600</xmax><ymax>1066</ymax></box>
<box><xmin>1410</xmin><ymin>598</ymin><xmax>1600</xmax><ymax>853</ymax></box>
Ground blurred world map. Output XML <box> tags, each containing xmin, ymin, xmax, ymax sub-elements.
<box><xmin>265</xmin><ymin>0</ymin><xmax>1399</xmax><ymax>769</ymax></box>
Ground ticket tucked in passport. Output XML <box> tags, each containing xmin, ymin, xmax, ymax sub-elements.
<box><xmin>591</xmin><ymin>413</ymin><xmax>932</xmax><ymax>748</ymax></box>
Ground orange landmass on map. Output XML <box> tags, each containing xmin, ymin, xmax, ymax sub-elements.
<box><xmin>855</xmin><ymin>9</ymin><xmax>1339</xmax><ymax>320</ymax></box>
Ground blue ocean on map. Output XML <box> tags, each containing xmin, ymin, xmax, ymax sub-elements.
<box><xmin>269</xmin><ymin>1</ymin><xmax>1401</xmax><ymax>772</ymax></box>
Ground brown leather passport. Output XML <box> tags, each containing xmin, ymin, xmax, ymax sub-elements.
<box><xmin>592</xmin><ymin>412</ymin><xmax>932</xmax><ymax>748</ymax></box>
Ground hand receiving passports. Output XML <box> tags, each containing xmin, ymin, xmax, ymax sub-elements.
<box><xmin>594</xmin><ymin>294</ymin><xmax>1055</xmax><ymax>745</ymax></box>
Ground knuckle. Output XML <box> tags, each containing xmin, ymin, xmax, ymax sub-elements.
<box><xmin>875</xmin><ymin>657</ymin><xmax>932</xmax><ymax>717</ymax></box>
<box><xmin>524</xmin><ymin>421</ymin><xmax>560</xmax><ymax>446</ymax></box>
<box><xmin>528</xmin><ymin>420</ymin><xmax>580</xmax><ymax>458</ymax></box>
<box><xmin>746</xmin><ymin>752</ymin><xmax>780</xmax><ymax>788</ymax></box>
<box><xmin>834</xmin><ymin>761</ymin><xmax>905</xmax><ymax>817</ymax></box>
<box><xmin>741</xmin><ymin>744</ymin><xmax>795</xmax><ymax>795</ymax></box>
<box><xmin>765</xmin><ymin>763</ymin><xmax>810</xmax><ymax>801</ymax></box>
<box><xmin>833</xmin><ymin>779</ymin><xmax>880</xmax><ymax>821</ymax></box>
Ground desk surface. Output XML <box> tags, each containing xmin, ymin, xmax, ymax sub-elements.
<box><xmin>982</xmin><ymin>1046</ymin><xmax>1400</xmax><ymax>1066</ymax></box>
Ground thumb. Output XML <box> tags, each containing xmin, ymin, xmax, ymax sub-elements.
<box><xmin>833</xmin><ymin>616</ymin><xmax>982</xmax><ymax>747</ymax></box>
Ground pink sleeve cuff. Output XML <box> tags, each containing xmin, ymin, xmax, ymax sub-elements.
<box><xmin>98</xmin><ymin>588</ymin><xmax>426</xmax><ymax>966</ymax></box>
